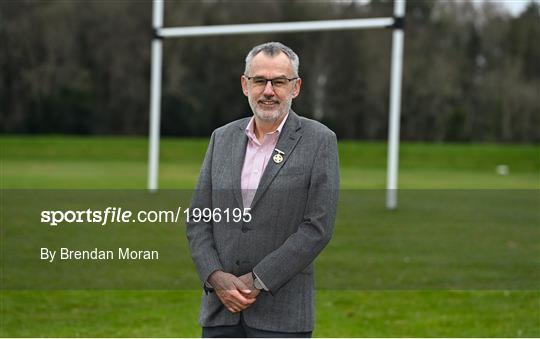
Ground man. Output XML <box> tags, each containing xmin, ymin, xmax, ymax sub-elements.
<box><xmin>186</xmin><ymin>42</ymin><xmax>339</xmax><ymax>338</ymax></box>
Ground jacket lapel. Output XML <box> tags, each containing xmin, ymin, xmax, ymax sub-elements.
<box><xmin>232</xmin><ymin>119</ymin><xmax>249</xmax><ymax>209</ymax></box>
<box><xmin>250</xmin><ymin>111</ymin><xmax>303</xmax><ymax>210</ymax></box>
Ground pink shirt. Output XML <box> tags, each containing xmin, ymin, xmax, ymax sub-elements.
<box><xmin>241</xmin><ymin>114</ymin><xmax>289</xmax><ymax>208</ymax></box>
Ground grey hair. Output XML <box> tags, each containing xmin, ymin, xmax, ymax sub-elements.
<box><xmin>244</xmin><ymin>42</ymin><xmax>300</xmax><ymax>77</ymax></box>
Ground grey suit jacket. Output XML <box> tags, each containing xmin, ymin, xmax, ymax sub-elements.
<box><xmin>186</xmin><ymin>111</ymin><xmax>339</xmax><ymax>332</ymax></box>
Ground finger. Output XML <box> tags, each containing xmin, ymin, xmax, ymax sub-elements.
<box><xmin>238</xmin><ymin>290</ymin><xmax>255</xmax><ymax>298</ymax></box>
<box><xmin>232</xmin><ymin>279</ymin><xmax>252</xmax><ymax>295</ymax></box>
<box><xmin>217</xmin><ymin>292</ymin><xmax>243</xmax><ymax>312</ymax></box>
<box><xmin>222</xmin><ymin>294</ymin><xmax>249</xmax><ymax>311</ymax></box>
<box><xmin>220</xmin><ymin>288</ymin><xmax>255</xmax><ymax>310</ymax></box>
<box><xmin>239</xmin><ymin>290</ymin><xmax>257</xmax><ymax>300</ymax></box>
<box><xmin>230</xmin><ymin>290</ymin><xmax>255</xmax><ymax>306</ymax></box>
<box><xmin>236</xmin><ymin>285</ymin><xmax>252</xmax><ymax>295</ymax></box>
<box><xmin>223</xmin><ymin>298</ymin><xmax>240</xmax><ymax>312</ymax></box>
<box><xmin>226</xmin><ymin>299</ymin><xmax>243</xmax><ymax>311</ymax></box>
<box><xmin>229</xmin><ymin>296</ymin><xmax>254</xmax><ymax>310</ymax></box>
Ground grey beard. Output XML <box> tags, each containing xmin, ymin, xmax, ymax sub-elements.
<box><xmin>249</xmin><ymin>97</ymin><xmax>292</xmax><ymax>123</ymax></box>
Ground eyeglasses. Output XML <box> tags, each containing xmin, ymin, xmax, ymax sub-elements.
<box><xmin>244</xmin><ymin>76</ymin><xmax>299</xmax><ymax>89</ymax></box>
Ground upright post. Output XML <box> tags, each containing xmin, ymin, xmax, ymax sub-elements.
<box><xmin>148</xmin><ymin>0</ymin><xmax>164</xmax><ymax>192</ymax></box>
<box><xmin>386</xmin><ymin>0</ymin><xmax>406</xmax><ymax>209</ymax></box>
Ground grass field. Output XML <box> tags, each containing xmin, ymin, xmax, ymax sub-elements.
<box><xmin>1</xmin><ymin>136</ymin><xmax>539</xmax><ymax>337</ymax></box>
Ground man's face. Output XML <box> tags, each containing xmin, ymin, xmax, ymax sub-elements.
<box><xmin>241</xmin><ymin>52</ymin><xmax>302</xmax><ymax>123</ymax></box>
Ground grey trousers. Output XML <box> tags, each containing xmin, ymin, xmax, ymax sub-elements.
<box><xmin>202</xmin><ymin>314</ymin><xmax>312</xmax><ymax>338</ymax></box>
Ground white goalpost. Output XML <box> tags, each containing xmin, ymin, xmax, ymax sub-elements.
<box><xmin>148</xmin><ymin>0</ymin><xmax>406</xmax><ymax>210</ymax></box>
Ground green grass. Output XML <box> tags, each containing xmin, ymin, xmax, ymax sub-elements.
<box><xmin>2</xmin><ymin>291</ymin><xmax>537</xmax><ymax>337</ymax></box>
<box><xmin>1</xmin><ymin>136</ymin><xmax>539</xmax><ymax>337</ymax></box>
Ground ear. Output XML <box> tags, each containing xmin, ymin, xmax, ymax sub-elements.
<box><xmin>241</xmin><ymin>75</ymin><xmax>249</xmax><ymax>97</ymax></box>
<box><xmin>291</xmin><ymin>78</ymin><xmax>302</xmax><ymax>98</ymax></box>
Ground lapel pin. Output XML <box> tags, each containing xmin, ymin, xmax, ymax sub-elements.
<box><xmin>273</xmin><ymin>148</ymin><xmax>285</xmax><ymax>164</ymax></box>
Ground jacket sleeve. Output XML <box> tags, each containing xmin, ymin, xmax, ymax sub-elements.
<box><xmin>186</xmin><ymin>131</ymin><xmax>223</xmax><ymax>287</ymax></box>
<box><xmin>253</xmin><ymin>131</ymin><xmax>340</xmax><ymax>293</ymax></box>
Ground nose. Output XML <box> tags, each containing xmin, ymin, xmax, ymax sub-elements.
<box><xmin>263</xmin><ymin>80</ymin><xmax>275</xmax><ymax>96</ymax></box>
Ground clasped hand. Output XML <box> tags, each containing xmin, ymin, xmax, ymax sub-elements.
<box><xmin>208</xmin><ymin>270</ymin><xmax>261</xmax><ymax>313</ymax></box>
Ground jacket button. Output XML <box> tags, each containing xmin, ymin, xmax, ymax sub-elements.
<box><xmin>235</xmin><ymin>260</ymin><xmax>240</xmax><ymax>266</ymax></box>
<box><xmin>241</xmin><ymin>227</ymin><xmax>249</xmax><ymax>233</ymax></box>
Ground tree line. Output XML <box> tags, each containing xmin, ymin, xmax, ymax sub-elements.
<box><xmin>1</xmin><ymin>0</ymin><xmax>539</xmax><ymax>142</ymax></box>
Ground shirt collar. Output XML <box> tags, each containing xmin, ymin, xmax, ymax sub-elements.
<box><xmin>244</xmin><ymin>112</ymin><xmax>289</xmax><ymax>142</ymax></box>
